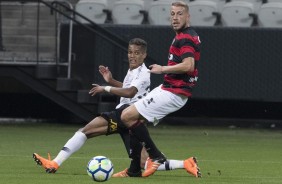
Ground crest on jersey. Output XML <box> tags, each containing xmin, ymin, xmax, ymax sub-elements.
<box><xmin>168</xmin><ymin>54</ymin><xmax>173</xmax><ymax>60</ymax></box>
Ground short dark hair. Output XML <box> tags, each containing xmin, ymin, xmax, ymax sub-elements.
<box><xmin>172</xmin><ymin>1</ymin><xmax>189</xmax><ymax>12</ymax></box>
<box><xmin>129</xmin><ymin>38</ymin><xmax>147</xmax><ymax>53</ymax></box>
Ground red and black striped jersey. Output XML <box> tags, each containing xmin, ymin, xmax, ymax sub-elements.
<box><xmin>161</xmin><ymin>27</ymin><xmax>201</xmax><ymax>97</ymax></box>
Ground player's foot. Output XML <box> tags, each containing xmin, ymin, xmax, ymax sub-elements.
<box><xmin>33</xmin><ymin>153</ymin><xmax>59</xmax><ymax>173</ymax></box>
<box><xmin>184</xmin><ymin>157</ymin><xmax>201</xmax><ymax>178</ymax></box>
<box><xmin>112</xmin><ymin>168</ymin><xmax>141</xmax><ymax>177</ymax></box>
<box><xmin>112</xmin><ymin>168</ymin><xmax>129</xmax><ymax>178</ymax></box>
<box><xmin>142</xmin><ymin>155</ymin><xmax>166</xmax><ymax>177</ymax></box>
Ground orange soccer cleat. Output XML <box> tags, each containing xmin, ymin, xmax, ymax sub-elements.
<box><xmin>112</xmin><ymin>168</ymin><xmax>142</xmax><ymax>178</ymax></box>
<box><xmin>33</xmin><ymin>153</ymin><xmax>59</xmax><ymax>173</ymax></box>
<box><xmin>184</xmin><ymin>157</ymin><xmax>201</xmax><ymax>178</ymax></box>
<box><xmin>112</xmin><ymin>168</ymin><xmax>130</xmax><ymax>178</ymax></box>
<box><xmin>142</xmin><ymin>155</ymin><xmax>166</xmax><ymax>177</ymax></box>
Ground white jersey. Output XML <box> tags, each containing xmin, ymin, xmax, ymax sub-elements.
<box><xmin>116</xmin><ymin>63</ymin><xmax>150</xmax><ymax>109</ymax></box>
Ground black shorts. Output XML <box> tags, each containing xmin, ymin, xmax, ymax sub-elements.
<box><xmin>100</xmin><ymin>104</ymin><xmax>130</xmax><ymax>135</ymax></box>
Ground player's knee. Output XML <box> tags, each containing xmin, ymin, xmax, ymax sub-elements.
<box><xmin>120</xmin><ymin>110</ymin><xmax>131</xmax><ymax>127</ymax></box>
<box><xmin>121</xmin><ymin>106</ymin><xmax>140</xmax><ymax>128</ymax></box>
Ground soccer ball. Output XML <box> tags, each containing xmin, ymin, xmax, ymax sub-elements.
<box><xmin>87</xmin><ymin>156</ymin><xmax>114</xmax><ymax>182</ymax></box>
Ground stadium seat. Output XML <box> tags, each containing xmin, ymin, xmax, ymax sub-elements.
<box><xmin>193</xmin><ymin>0</ymin><xmax>226</xmax><ymax>12</ymax></box>
<box><xmin>107</xmin><ymin>0</ymin><xmax>119</xmax><ymax>10</ymax></box>
<box><xmin>221</xmin><ymin>1</ymin><xmax>256</xmax><ymax>27</ymax></box>
<box><xmin>147</xmin><ymin>0</ymin><xmax>174</xmax><ymax>25</ymax></box>
<box><xmin>189</xmin><ymin>0</ymin><xmax>220</xmax><ymax>26</ymax></box>
<box><xmin>75</xmin><ymin>0</ymin><xmax>109</xmax><ymax>24</ymax></box>
<box><xmin>112</xmin><ymin>0</ymin><xmax>145</xmax><ymax>25</ymax></box>
<box><xmin>231</xmin><ymin>0</ymin><xmax>263</xmax><ymax>13</ymax></box>
<box><xmin>183</xmin><ymin>0</ymin><xmax>191</xmax><ymax>4</ymax></box>
<box><xmin>258</xmin><ymin>2</ymin><xmax>282</xmax><ymax>27</ymax></box>
<box><xmin>266</xmin><ymin>0</ymin><xmax>282</xmax><ymax>2</ymax></box>
<box><xmin>144</xmin><ymin>0</ymin><xmax>156</xmax><ymax>11</ymax></box>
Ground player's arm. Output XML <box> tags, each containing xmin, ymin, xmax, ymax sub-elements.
<box><xmin>107</xmin><ymin>86</ymin><xmax>137</xmax><ymax>98</ymax></box>
<box><xmin>149</xmin><ymin>57</ymin><xmax>195</xmax><ymax>74</ymax></box>
<box><xmin>108</xmin><ymin>71</ymin><xmax>149</xmax><ymax>98</ymax></box>
<box><xmin>89</xmin><ymin>84</ymin><xmax>137</xmax><ymax>98</ymax></box>
<box><xmin>106</xmin><ymin>78</ymin><xmax>123</xmax><ymax>88</ymax></box>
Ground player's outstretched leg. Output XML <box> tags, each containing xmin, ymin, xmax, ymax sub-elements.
<box><xmin>33</xmin><ymin>153</ymin><xmax>59</xmax><ymax>173</ymax></box>
<box><xmin>184</xmin><ymin>157</ymin><xmax>201</xmax><ymax>178</ymax></box>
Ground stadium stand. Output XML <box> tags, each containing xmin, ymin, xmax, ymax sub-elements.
<box><xmin>258</xmin><ymin>2</ymin><xmax>282</xmax><ymax>27</ymax></box>
<box><xmin>147</xmin><ymin>0</ymin><xmax>174</xmax><ymax>25</ymax></box>
<box><xmin>221</xmin><ymin>1</ymin><xmax>257</xmax><ymax>27</ymax></box>
<box><xmin>266</xmin><ymin>0</ymin><xmax>282</xmax><ymax>2</ymax></box>
<box><xmin>192</xmin><ymin>0</ymin><xmax>226</xmax><ymax>12</ymax></box>
<box><xmin>111</xmin><ymin>0</ymin><xmax>145</xmax><ymax>25</ymax></box>
<box><xmin>231</xmin><ymin>0</ymin><xmax>263</xmax><ymax>13</ymax></box>
<box><xmin>0</xmin><ymin>1</ymin><xmax>56</xmax><ymax>62</ymax></box>
<box><xmin>107</xmin><ymin>0</ymin><xmax>119</xmax><ymax>10</ymax></box>
<box><xmin>144</xmin><ymin>0</ymin><xmax>157</xmax><ymax>11</ymax></box>
<box><xmin>1</xmin><ymin>0</ymin><xmax>282</xmax><ymax>122</ymax></box>
<box><xmin>75</xmin><ymin>0</ymin><xmax>109</xmax><ymax>24</ymax></box>
<box><xmin>189</xmin><ymin>0</ymin><xmax>220</xmax><ymax>26</ymax></box>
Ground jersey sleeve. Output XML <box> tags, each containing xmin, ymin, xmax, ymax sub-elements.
<box><xmin>180</xmin><ymin>39</ymin><xmax>196</xmax><ymax>60</ymax></box>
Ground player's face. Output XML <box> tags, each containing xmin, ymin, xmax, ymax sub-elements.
<box><xmin>127</xmin><ymin>44</ymin><xmax>147</xmax><ymax>70</ymax></box>
<box><xmin>170</xmin><ymin>5</ymin><xmax>189</xmax><ymax>33</ymax></box>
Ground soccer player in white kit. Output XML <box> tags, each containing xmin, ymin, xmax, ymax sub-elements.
<box><xmin>32</xmin><ymin>38</ymin><xmax>151</xmax><ymax>174</ymax></box>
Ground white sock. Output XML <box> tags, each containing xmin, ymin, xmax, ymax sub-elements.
<box><xmin>144</xmin><ymin>159</ymin><xmax>184</xmax><ymax>171</ymax></box>
<box><xmin>53</xmin><ymin>131</ymin><xmax>87</xmax><ymax>166</ymax></box>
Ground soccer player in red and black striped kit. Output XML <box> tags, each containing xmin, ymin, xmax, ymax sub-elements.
<box><xmin>113</xmin><ymin>1</ymin><xmax>202</xmax><ymax>178</ymax></box>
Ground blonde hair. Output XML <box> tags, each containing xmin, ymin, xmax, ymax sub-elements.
<box><xmin>171</xmin><ymin>1</ymin><xmax>189</xmax><ymax>12</ymax></box>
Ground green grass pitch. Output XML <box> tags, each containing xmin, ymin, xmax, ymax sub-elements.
<box><xmin>1</xmin><ymin>122</ymin><xmax>282</xmax><ymax>184</ymax></box>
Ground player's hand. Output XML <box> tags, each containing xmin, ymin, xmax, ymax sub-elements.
<box><xmin>149</xmin><ymin>64</ymin><xmax>163</xmax><ymax>74</ymax></box>
<box><xmin>99</xmin><ymin>65</ymin><xmax>113</xmax><ymax>83</ymax></box>
<box><xmin>89</xmin><ymin>84</ymin><xmax>105</xmax><ymax>96</ymax></box>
